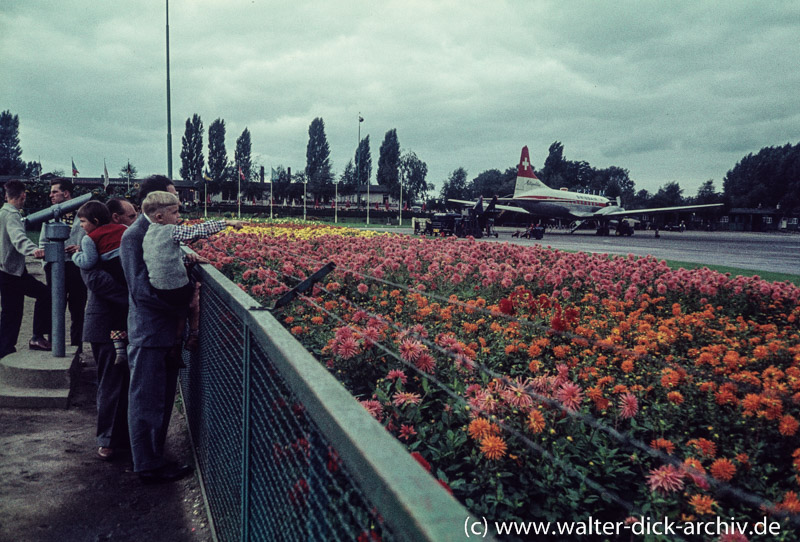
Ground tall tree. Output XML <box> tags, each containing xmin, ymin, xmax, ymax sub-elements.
<box><xmin>339</xmin><ymin>159</ymin><xmax>358</xmax><ymax>196</ymax></box>
<box><xmin>356</xmin><ymin>135</ymin><xmax>372</xmax><ymax>194</ymax></box>
<box><xmin>440</xmin><ymin>167</ymin><xmax>469</xmax><ymax>203</ymax></box>
<box><xmin>179</xmin><ymin>114</ymin><xmax>204</xmax><ymax>182</ymax></box>
<box><xmin>0</xmin><ymin>110</ymin><xmax>25</xmax><ymax>175</ymax></box>
<box><xmin>469</xmin><ymin>169</ymin><xmax>504</xmax><ymax>199</ymax></box>
<box><xmin>399</xmin><ymin>151</ymin><xmax>428</xmax><ymax>205</ymax></box>
<box><xmin>650</xmin><ymin>181</ymin><xmax>684</xmax><ymax>207</ymax></box>
<box><xmin>119</xmin><ymin>161</ymin><xmax>138</xmax><ymax>181</ymax></box>
<box><xmin>207</xmin><ymin>118</ymin><xmax>228</xmax><ymax>196</ymax></box>
<box><xmin>235</xmin><ymin>127</ymin><xmax>253</xmax><ymax>199</ymax></box>
<box><xmin>377</xmin><ymin>129</ymin><xmax>401</xmax><ymax>197</ymax></box>
<box><xmin>723</xmin><ymin>142</ymin><xmax>800</xmax><ymax>211</ymax></box>
<box><xmin>693</xmin><ymin>179</ymin><xmax>722</xmax><ymax>205</ymax></box>
<box><xmin>305</xmin><ymin>117</ymin><xmax>333</xmax><ymax>200</ymax></box>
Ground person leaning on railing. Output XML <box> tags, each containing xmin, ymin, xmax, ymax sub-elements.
<box><xmin>0</xmin><ymin>179</ymin><xmax>51</xmax><ymax>358</ymax></box>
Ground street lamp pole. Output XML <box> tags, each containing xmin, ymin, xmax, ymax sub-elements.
<box><xmin>165</xmin><ymin>0</ymin><xmax>173</xmax><ymax>179</ymax></box>
<box><xmin>359</xmin><ymin>113</ymin><xmax>367</xmax><ymax>225</ymax></box>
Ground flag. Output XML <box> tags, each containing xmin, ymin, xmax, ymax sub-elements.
<box><xmin>203</xmin><ymin>171</ymin><xmax>212</xmax><ymax>182</ymax></box>
<box><xmin>71</xmin><ymin>159</ymin><xmax>79</xmax><ymax>177</ymax></box>
<box><xmin>239</xmin><ymin>166</ymin><xmax>245</xmax><ymax>182</ymax></box>
<box><xmin>103</xmin><ymin>160</ymin><xmax>109</xmax><ymax>188</ymax></box>
<box><xmin>270</xmin><ymin>168</ymin><xmax>278</xmax><ymax>181</ymax></box>
<box><xmin>359</xmin><ymin>115</ymin><xmax>364</xmax><ymax>123</ymax></box>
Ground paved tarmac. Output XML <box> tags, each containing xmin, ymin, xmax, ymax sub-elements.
<box><xmin>493</xmin><ymin>228</ymin><xmax>800</xmax><ymax>276</ymax></box>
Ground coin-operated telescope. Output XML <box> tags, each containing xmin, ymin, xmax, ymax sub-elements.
<box><xmin>25</xmin><ymin>193</ymin><xmax>92</xmax><ymax>358</ymax></box>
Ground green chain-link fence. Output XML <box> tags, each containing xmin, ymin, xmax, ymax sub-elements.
<box><xmin>179</xmin><ymin>261</ymin><xmax>472</xmax><ymax>542</ymax></box>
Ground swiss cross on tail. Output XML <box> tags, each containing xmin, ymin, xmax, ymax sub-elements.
<box><xmin>513</xmin><ymin>146</ymin><xmax>545</xmax><ymax>197</ymax></box>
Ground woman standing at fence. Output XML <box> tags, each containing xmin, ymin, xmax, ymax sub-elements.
<box><xmin>78</xmin><ymin>200</ymin><xmax>135</xmax><ymax>460</ymax></box>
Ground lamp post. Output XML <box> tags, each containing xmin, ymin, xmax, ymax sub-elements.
<box><xmin>358</xmin><ymin>113</ymin><xmax>366</xmax><ymax>225</ymax></box>
<box><xmin>165</xmin><ymin>0</ymin><xmax>173</xmax><ymax>179</ymax></box>
<box><xmin>399</xmin><ymin>173</ymin><xmax>403</xmax><ymax>227</ymax></box>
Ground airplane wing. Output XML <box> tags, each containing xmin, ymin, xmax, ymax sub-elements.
<box><xmin>448</xmin><ymin>199</ymin><xmax>531</xmax><ymax>215</ymax></box>
<box><xmin>596</xmin><ymin>203</ymin><xmax>723</xmax><ymax>218</ymax></box>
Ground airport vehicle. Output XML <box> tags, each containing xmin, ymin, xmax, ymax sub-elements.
<box><xmin>450</xmin><ymin>146</ymin><xmax>722</xmax><ymax>237</ymax></box>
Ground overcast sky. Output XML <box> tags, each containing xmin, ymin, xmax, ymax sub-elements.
<box><xmin>2</xmin><ymin>1</ymin><xmax>799</xmax><ymax>196</ymax></box>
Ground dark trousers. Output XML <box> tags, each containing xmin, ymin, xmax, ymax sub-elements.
<box><xmin>93</xmin><ymin>342</ymin><xmax>130</xmax><ymax>448</ymax></box>
<box><xmin>45</xmin><ymin>261</ymin><xmax>87</xmax><ymax>347</ymax></box>
<box><xmin>0</xmin><ymin>269</ymin><xmax>51</xmax><ymax>358</ymax></box>
<box><xmin>128</xmin><ymin>345</ymin><xmax>178</xmax><ymax>472</ymax></box>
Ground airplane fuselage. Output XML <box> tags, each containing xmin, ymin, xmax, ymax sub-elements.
<box><xmin>512</xmin><ymin>189</ymin><xmax>612</xmax><ymax>218</ymax></box>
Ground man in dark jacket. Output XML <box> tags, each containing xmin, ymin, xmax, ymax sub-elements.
<box><xmin>120</xmin><ymin>175</ymin><xmax>192</xmax><ymax>483</ymax></box>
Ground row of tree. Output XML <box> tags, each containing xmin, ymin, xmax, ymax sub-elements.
<box><xmin>178</xmin><ymin>115</ymin><xmax>433</xmax><ymax>205</ymax></box>
<box><xmin>1</xmin><ymin>109</ymin><xmax>797</xmax><ymax>211</ymax></box>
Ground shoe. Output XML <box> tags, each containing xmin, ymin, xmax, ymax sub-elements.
<box><xmin>138</xmin><ymin>462</ymin><xmax>193</xmax><ymax>485</ymax></box>
<box><xmin>97</xmin><ymin>447</ymin><xmax>115</xmax><ymax>461</ymax></box>
<box><xmin>29</xmin><ymin>337</ymin><xmax>52</xmax><ymax>351</ymax></box>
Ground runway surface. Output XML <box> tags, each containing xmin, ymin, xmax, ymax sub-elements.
<box><xmin>489</xmin><ymin>228</ymin><xmax>800</xmax><ymax>276</ymax></box>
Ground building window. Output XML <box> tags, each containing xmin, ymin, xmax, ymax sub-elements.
<box><xmin>790</xmin><ymin>218</ymin><xmax>799</xmax><ymax>225</ymax></box>
<box><xmin>763</xmin><ymin>216</ymin><xmax>773</xmax><ymax>224</ymax></box>
<box><xmin>719</xmin><ymin>216</ymin><xmax>729</xmax><ymax>223</ymax></box>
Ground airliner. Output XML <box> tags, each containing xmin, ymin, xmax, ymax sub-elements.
<box><xmin>449</xmin><ymin>146</ymin><xmax>723</xmax><ymax>236</ymax></box>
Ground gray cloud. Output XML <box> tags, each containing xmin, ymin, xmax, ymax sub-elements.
<box><xmin>2</xmin><ymin>0</ymin><xmax>798</xmax><ymax>196</ymax></box>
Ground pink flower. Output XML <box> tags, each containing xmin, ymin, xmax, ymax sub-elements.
<box><xmin>555</xmin><ymin>382</ymin><xmax>583</xmax><ymax>412</ymax></box>
<box><xmin>334</xmin><ymin>336</ymin><xmax>359</xmax><ymax>359</ymax></box>
<box><xmin>386</xmin><ymin>369</ymin><xmax>407</xmax><ymax>385</ymax></box>
<box><xmin>392</xmin><ymin>392</ymin><xmax>422</xmax><ymax>407</ymax></box>
<box><xmin>646</xmin><ymin>464</ymin><xmax>685</xmax><ymax>494</ymax></box>
<box><xmin>357</xmin><ymin>283</ymin><xmax>369</xmax><ymax>295</ymax></box>
<box><xmin>399</xmin><ymin>339</ymin><xmax>424</xmax><ymax>362</ymax></box>
<box><xmin>618</xmin><ymin>393</ymin><xmax>638</xmax><ymax>419</ymax></box>
<box><xmin>414</xmin><ymin>352</ymin><xmax>436</xmax><ymax>374</ymax></box>
<box><xmin>359</xmin><ymin>400</ymin><xmax>383</xmax><ymax>421</ymax></box>
<box><xmin>398</xmin><ymin>424</ymin><xmax>417</xmax><ymax>440</ymax></box>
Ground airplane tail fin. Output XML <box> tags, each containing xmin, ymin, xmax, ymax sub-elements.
<box><xmin>513</xmin><ymin>146</ymin><xmax>546</xmax><ymax>197</ymax></box>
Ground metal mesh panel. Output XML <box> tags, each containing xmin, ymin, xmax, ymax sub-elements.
<box><xmin>181</xmin><ymin>276</ymin><xmax>394</xmax><ymax>542</ymax></box>
<box><xmin>181</xmin><ymin>282</ymin><xmax>244</xmax><ymax>542</ymax></box>
<box><xmin>248</xmin><ymin>335</ymin><xmax>393</xmax><ymax>542</ymax></box>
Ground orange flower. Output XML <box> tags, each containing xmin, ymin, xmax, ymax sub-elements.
<box><xmin>687</xmin><ymin>438</ymin><xmax>717</xmax><ymax>458</ymax></box>
<box><xmin>468</xmin><ymin>418</ymin><xmax>495</xmax><ymax>440</ymax></box>
<box><xmin>667</xmin><ymin>391</ymin><xmax>684</xmax><ymax>405</ymax></box>
<box><xmin>310</xmin><ymin>316</ymin><xmax>324</xmax><ymax>325</ymax></box>
<box><xmin>650</xmin><ymin>438</ymin><xmax>676</xmax><ymax>455</ymax></box>
<box><xmin>620</xmin><ymin>359</ymin><xmax>634</xmax><ymax>373</ymax></box>
<box><xmin>741</xmin><ymin>393</ymin><xmax>761</xmax><ymax>415</ymax></box>
<box><xmin>660</xmin><ymin>368</ymin><xmax>681</xmax><ymax>388</ymax></box>
<box><xmin>779</xmin><ymin>414</ymin><xmax>799</xmax><ymax>436</ymax></box>
<box><xmin>526</xmin><ymin>410</ymin><xmax>545</xmax><ymax>434</ymax></box>
<box><xmin>774</xmin><ymin>491</ymin><xmax>800</xmax><ymax>514</ymax></box>
<box><xmin>688</xmin><ymin>494</ymin><xmax>717</xmax><ymax>515</ymax></box>
<box><xmin>480</xmin><ymin>435</ymin><xmax>507</xmax><ymax>460</ymax></box>
<box><xmin>709</xmin><ymin>458</ymin><xmax>736</xmax><ymax>481</ymax></box>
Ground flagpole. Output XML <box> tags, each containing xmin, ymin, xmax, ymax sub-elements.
<box><xmin>335</xmin><ymin>180</ymin><xmax>338</xmax><ymax>224</ymax></box>
<box><xmin>270</xmin><ymin>178</ymin><xmax>273</xmax><ymax>220</ymax></box>
<box><xmin>303</xmin><ymin>178</ymin><xmax>307</xmax><ymax>221</ymax></box>
<box><xmin>237</xmin><ymin>164</ymin><xmax>241</xmax><ymax>219</ymax></box>
<box><xmin>204</xmin><ymin>181</ymin><xmax>208</xmax><ymax>218</ymax></box>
